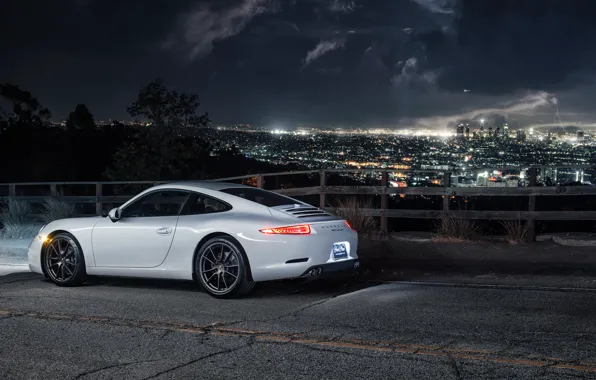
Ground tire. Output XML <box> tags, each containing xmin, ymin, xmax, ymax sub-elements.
<box><xmin>195</xmin><ymin>237</ymin><xmax>255</xmax><ymax>299</ymax></box>
<box><xmin>42</xmin><ymin>232</ymin><xmax>87</xmax><ymax>286</ymax></box>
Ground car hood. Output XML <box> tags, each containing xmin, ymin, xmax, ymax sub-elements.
<box><xmin>44</xmin><ymin>216</ymin><xmax>104</xmax><ymax>231</ymax></box>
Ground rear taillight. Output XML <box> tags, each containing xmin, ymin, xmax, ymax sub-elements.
<box><xmin>345</xmin><ymin>221</ymin><xmax>355</xmax><ymax>231</ymax></box>
<box><xmin>260</xmin><ymin>224</ymin><xmax>311</xmax><ymax>235</ymax></box>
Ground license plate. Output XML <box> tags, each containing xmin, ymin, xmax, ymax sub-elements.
<box><xmin>332</xmin><ymin>243</ymin><xmax>347</xmax><ymax>259</ymax></box>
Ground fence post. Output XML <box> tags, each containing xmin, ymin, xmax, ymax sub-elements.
<box><xmin>95</xmin><ymin>183</ymin><xmax>103</xmax><ymax>215</ymax></box>
<box><xmin>256</xmin><ymin>175</ymin><xmax>264</xmax><ymax>189</ymax></box>
<box><xmin>319</xmin><ymin>170</ymin><xmax>326</xmax><ymax>208</ymax></box>
<box><xmin>528</xmin><ymin>167</ymin><xmax>538</xmax><ymax>187</ymax></box>
<box><xmin>443</xmin><ymin>172</ymin><xmax>451</xmax><ymax>215</ymax></box>
<box><xmin>527</xmin><ymin>168</ymin><xmax>538</xmax><ymax>242</ymax></box>
<box><xmin>380</xmin><ymin>171</ymin><xmax>388</xmax><ymax>233</ymax></box>
<box><xmin>9</xmin><ymin>183</ymin><xmax>16</xmax><ymax>197</ymax></box>
<box><xmin>50</xmin><ymin>184</ymin><xmax>57</xmax><ymax>197</ymax></box>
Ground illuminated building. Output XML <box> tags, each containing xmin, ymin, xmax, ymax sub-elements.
<box><xmin>456</xmin><ymin>124</ymin><xmax>465</xmax><ymax>137</ymax></box>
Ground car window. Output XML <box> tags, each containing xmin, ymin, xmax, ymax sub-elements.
<box><xmin>180</xmin><ymin>193</ymin><xmax>231</xmax><ymax>215</ymax></box>
<box><xmin>121</xmin><ymin>190</ymin><xmax>190</xmax><ymax>218</ymax></box>
<box><xmin>220</xmin><ymin>187</ymin><xmax>300</xmax><ymax>207</ymax></box>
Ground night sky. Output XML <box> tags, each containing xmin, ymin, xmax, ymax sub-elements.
<box><xmin>3</xmin><ymin>0</ymin><xmax>596</xmax><ymax>129</ymax></box>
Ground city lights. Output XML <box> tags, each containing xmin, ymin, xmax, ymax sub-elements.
<box><xmin>205</xmin><ymin>123</ymin><xmax>594</xmax><ymax>187</ymax></box>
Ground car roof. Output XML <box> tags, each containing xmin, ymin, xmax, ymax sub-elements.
<box><xmin>157</xmin><ymin>180</ymin><xmax>254</xmax><ymax>192</ymax></box>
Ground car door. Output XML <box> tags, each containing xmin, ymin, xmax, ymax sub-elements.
<box><xmin>92</xmin><ymin>190</ymin><xmax>190</xmax><ymax>268</ymax></box>
<box><xmin>168</xmin><ymin>191</ymin><xmax>234</xmax><ymax>258</ymax></box>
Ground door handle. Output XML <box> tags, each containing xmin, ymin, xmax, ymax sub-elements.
<box><xmin>156</xmin><ymin>227</ymin><xmax>173</xmax><ymax>235</ymax></box>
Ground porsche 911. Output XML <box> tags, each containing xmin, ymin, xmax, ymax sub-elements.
<box><xmin>28</xmin><ymin>181</ymin><xmax>359</xmax><ymax>298</ymax></box>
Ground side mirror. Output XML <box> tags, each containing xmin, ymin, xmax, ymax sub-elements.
<box><xmin>108</xmin><ymin>207</ymin><xmax>121</xmax><ymax>222</ymax></box>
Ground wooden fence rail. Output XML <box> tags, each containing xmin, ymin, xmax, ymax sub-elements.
<box><xmin>2</xmin><ymin>169</ymin><xmax>596</xmax><ymax>240</ymax></box>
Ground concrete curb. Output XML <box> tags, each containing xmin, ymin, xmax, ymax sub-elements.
<box><xmin>0</xmin><ymin>264</ymin><xmax>30</xmax><ymax>276</ymax></box>
<box><xmin>536</xmin><ymin>234</ymin><xmax>553</xmax><ymax>242</ymax></box>
<box><xmin>537</xmin><ymin>233</ymin><xmax>596</xmax><ymax>247</ymax></box>
<box><xmin>552</xmin><ymin>235</ymin><xmax>596</xmax><ymax>247</ymax></box>
<box><xmin>368</xmin><ymin>232</ymin><xmax>596</xmax><ymax>248</ymax></box>
<box><xmin>392</xmin><ymin>236</ymin><xmax>432</xmax><ymax>243</ymax></box>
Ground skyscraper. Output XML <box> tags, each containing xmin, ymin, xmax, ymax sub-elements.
<box><xmin>456</xmin><ymin>124</ymin><xmax>465</xmax><ymax>137</ymax></box>
<box><xmin>516</xmin><ymin>130</ymin><xmax>527</xmax><ymax>142</ymax></box>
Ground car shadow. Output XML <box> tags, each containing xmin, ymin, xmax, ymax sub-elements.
<box><xmin>84</xmin><ymin>273</ymin><xmax>380</xmax><ymax>298</ymax></box>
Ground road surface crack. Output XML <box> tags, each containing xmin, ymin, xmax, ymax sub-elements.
<box><xmin>272</xmin><ymin>298</ymin><xmax>331</xmax><ymax>320</ymax></box>
<box><xmin>73</xmin><ymin>358</ymin><xmax>166</xmax><ymax>379</ymax></box>
<box><xmin>264</xmin><ymin>293</ymin><xmax>345</xmax><ymax>322</ymax></box>
<box><xmin>539</xmin><ymin>356</ymin><xmax>596</xmax><ymax>377</ymax></box>
<box><xmin>0</xmin><ymin>277</ymin><xmax>40</xmax><ymax>285</ymax></box>
<box><xmin>447</xmin><ymin>355</ymin><xmax>463</xmax><ymax>380</ymax></box>
<box><xmin>198</xmin><ymin>290</ymin><xmax>352</xmax><ymax>327</ymax></box>
<box><xmin>140</xmin><ymin>338</ymin><xmax>255</xmax><ymax>380</ymax></box>
<box><xmin>4</xmin><ymin>308</ymin><xmax>596</xmax><ymax>376</ymax></box>
<box><xmin>158</xmin><ymin>329</ymin><xmax>172</xmax><ymax>340</ymax></box>
<box><xmin>495</xmin><ymin>338</ymin><xmax>530</xmax><ymax>355</ymax></box>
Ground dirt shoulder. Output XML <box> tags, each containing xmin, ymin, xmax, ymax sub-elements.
<box><xmin>355</xmin><ymin>237</ymin><xmax>596</xmax><ymax>289</ymax></box>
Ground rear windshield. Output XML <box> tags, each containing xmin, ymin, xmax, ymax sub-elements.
<box><xmin>220</xmin><ymin>187</ymin><xmax>299</xmax><ymax>207</ymax></box>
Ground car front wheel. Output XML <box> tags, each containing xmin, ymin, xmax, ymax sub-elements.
<box><xmin>42</xmin><ymin>233</ymin><xmax>87</xmax><ymax>286</ymax></box>
<box><xmin>195</xmin><ymin>237</ymin><xmax>255</xmax><ymax>298</ymax></box>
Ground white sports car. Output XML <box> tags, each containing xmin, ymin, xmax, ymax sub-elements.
<box><xmin>28</xmin><ymin>181</ymin><xmax>359</xmax><ymax>298</ymax></box>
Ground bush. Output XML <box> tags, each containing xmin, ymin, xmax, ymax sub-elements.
<box><xmin>433</xmin><ymin>216</ymin><xmax>479</xmax><ymax>242</ymax></box>
<box><xmin>39</xmin><ymin>197</ymin><xmax>77</xmax><ymax>224</ymax></box>
<box><xmin>500</xmin><ymin>219</ymin><xmax>531</xmax><ymax>244</ymax></box>
<box><xmin>0</xmin><ymin>200</ymin><xmax>40</xmax><ymax>239</ymax></box>
<box><xmin>332</xmin><ymin>196</ymin><xmax>377</xmax><ymax>235</ymax></box>
<box><xmin>0</xmin><ymin>200</ymin><xmax>31</xmax><ymax>225</ymax></box>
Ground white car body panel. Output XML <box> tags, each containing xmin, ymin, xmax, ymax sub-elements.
<box><xmin>28</xmin><ymin>181</ymin><xmax>359</xmax><ymax>283</ymax></box>
<box><xmin>91</xmin><ymin>215</ymin><xmax>178</xmax><ymax>268</ymax></box>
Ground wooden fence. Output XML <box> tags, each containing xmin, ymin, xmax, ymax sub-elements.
<box><xmin>2</xmin><ymin>168</ymin><xmax>596</xmax><ymax>239</ymax></box>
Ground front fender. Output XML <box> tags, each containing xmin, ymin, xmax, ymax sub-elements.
<box><xmin>37</xmin><ymin>217</ymin><xmax>102</xmax><ymax>267</ymax></box>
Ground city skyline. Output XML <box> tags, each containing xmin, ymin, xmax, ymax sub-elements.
<box><xmin>217</xmin><ymin>105</ymin><xmax>592</xmax><ymax>172</ymax></box>
<box><xmin>54</xmin><ymin>118</ymin><xmax>596</xmax><ymax>134</ymax></box>
<box><xmin>4</xmin><ymin>1</ymin><xmax>596</xmax><ymax>128</ymax></box>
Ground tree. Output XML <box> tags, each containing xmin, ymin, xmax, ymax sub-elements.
<box><xmin>105</xmin><ymin>80</ymin><xmax>211</xmax><ymax>180</ymax></box>
<box><xmin>0</xmin><ymin>83</ymin><xmax>51</xmax><ymax>127</ymax></box>
<box><xmin>66</xmin><ymin>104</ymin><xmax>95</xmax><ymax>131</ymax></box>
<box><xmin>127</xmin><ymin>79</ymin><xmax>209</xmax><ymax>130</ymax></box>
<box><xmin>0</xmin><ymin>84</ymin><xmax>58</xmax><ymax>181</ymax></box>
<box><xmin>104</xmin><ymin>134</ymin><xmax>211</xmax><ymax>181</ymax></box>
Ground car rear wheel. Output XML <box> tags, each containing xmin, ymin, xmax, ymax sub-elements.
<box><xmin>195</xmin><ymin>237</ymin><xmax>255</xmax><ymax>298</ymax></box>
<box><xmin>42</xmin><ymin>233</ymin><xmax>87</xmax><ymax>286</ymax></box>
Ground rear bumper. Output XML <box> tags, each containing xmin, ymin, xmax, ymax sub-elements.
<box><xmin>239</xmin><ymin>230</ymin><xmax>359</xmax><ymax>282</ymax></box>
<box><xmin>299</xmin><ymin>258</ymin><xmax>360</xmax><ymax>277</ymax></box>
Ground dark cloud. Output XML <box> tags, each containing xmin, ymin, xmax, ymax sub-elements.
<box><xmin>416</xmin><ymin>0</ymin><xmax>596</xmax><ymax>94</ymax></box>
<box><xmin>164</xmin><ymin>0</ymin><xmax>277</xmax><ymax>60</ymax></box>
<box><xmin>328</xmin><ymin>0</ymin><xmax>357</xmax><ymax>14</ymax></box>
<box><xmin>303</xmin><ymin>39</ymin><xmax>345</xmax><ymax>66</ymax></box>
<box><xmin>1</xmin><ymin>0</ymin><xmax>595</xmax><ymax>128</ymax></box>
<box><xmin>410</xmin><ymin>0</ymin><xmax>457</xmax><ymax>15</ymax></box>
<box><xmin>0</xmin><ymin>0</ymin><xmax>189</xmax><ymax>55</ymax></box>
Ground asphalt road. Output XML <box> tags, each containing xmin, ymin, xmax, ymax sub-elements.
<box><xmin>1</xmin><ymin>272</ymin><xmax>596</xmax><ymax>380</ymax></box>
